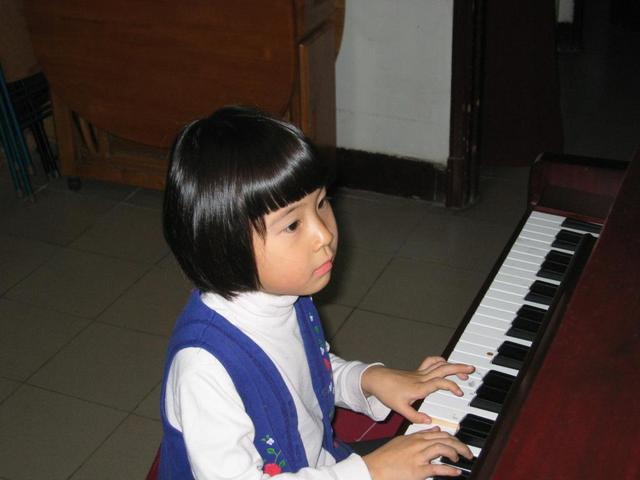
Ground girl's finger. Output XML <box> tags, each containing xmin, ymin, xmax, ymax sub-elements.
<box><xmin>418</xmin><ymin>356</ymin><xmax>446</xmax><ymax>371</ymax></box>
<box><xmin>424</xmin><ymin>362</ymin><xmax>475</xmax><ymax>380</ymax></box>
<box><xmin>421</xmin><ymin>377</ymin><xmax>465</xmax><ymax>397</ymax></box>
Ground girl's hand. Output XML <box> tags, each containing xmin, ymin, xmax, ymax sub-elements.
<box><xmin>362</xmin><ymin>427</ymin><xmax>473</xmax><ymax>480</ymax></box>
<box><xmin>361</xmin><ymin>356</ymin><xmax>475</xmax><ymax>425</ymax></box>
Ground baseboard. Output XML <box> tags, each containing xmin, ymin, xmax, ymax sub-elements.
<box><xmin>333</xmin><ymin>148</ymin><xmax>447</xmax><ymax>203</ymax></box>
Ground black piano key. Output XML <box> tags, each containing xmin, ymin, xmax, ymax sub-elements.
<box><xmin>508</xmin><ymin>304</ymin><xmax>546</xmax><ymax>341</ymax></box>
<box><xmin>434</xmin><ymin>472</ymin><xmax>470</xmax><ymax>480</ymax></box>
<box><xmin>482</xmin><ymin>369</ymin><xmax>517</xmax><ymax>391</ymax></box>
<box><xmin>492</xmin><ymin>341</ymin><xmax>530</xmax><ymax>370</ymax></box>
<box><xmin>470</xmin><ymin>383</ymin><xmax>507</xmax><ymax>413</ymax></box>
<box><xmin>536</xmin><ymin>258</ymin><xmax>568</xmax><ymax>282</ymax></box>
<box><xmin>561</xmin><ymin>217</ymin><xmax>602</xmax><ymax>234</ymax></box>
<box><xmin>440</xmin><ymin>455</ymin><xmax>476</xmax><ymax>472</ymax></box>
<box><xmin>517</xmin><ymin>304</ymin><xmax>546</xmax><ymax>322</ymax></box>
<box><xmin>508</xmin><ymin>317</ymin><xmax>541</xmax><ymax>341</ymax></box>
<box><xmin>525</xmin><ymin>280</ymin><xmax>558</xmax><ymax>306</ymax></box>
<box><xmin>470</xmin><ymin>370</ymin><xmax>516</xmax><ymax>413</ymax></box>
<box><xmin>456</xmin><ymin>414</ymin><xmax>494</xmax><ymax>449</ymax></box>
<box><xmin>552</xmin><ymin>229</ymin><xmax>584</xmax><ymax>251</ymax></box>
<box><xmin>546</xmin><ymin>249</ymin><xmax>573</xmax><ymax>265</ymax></box>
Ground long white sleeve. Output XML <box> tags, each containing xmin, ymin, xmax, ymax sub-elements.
<box><xmin>329</xmin><ymin>354</ymin><xmax>390</xmax><ymax>421</ymax></box>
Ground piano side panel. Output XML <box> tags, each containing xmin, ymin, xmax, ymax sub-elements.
<box><xmin>490</xmin><ymin>150</ymin><xmax>640</xmax><ymax>479</ymax></box>
<box><xmin>529</xmin><ymin>152</ymin><xmax>628</xmax><ymax>223</ymax></box>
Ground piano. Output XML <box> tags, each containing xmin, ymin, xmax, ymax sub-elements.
<box><xmin>404</xmin><ymin>150</ymin><xmax>640</xmax><ymax>479</ymax></box>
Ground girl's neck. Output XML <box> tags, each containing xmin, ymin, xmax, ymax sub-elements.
<box><xmin>201</xmin><ymin>290</ymin><xmax>298</xmax><ymax>326</ymax></box>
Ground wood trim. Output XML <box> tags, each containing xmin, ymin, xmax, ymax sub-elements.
<box><xmin>50</xmin><ymin>92</ymin><xmax>77</xmax><ymax>176</ymax></box>
<box><xmin>556</xmin><ymin>0</ymin><xmax>585</xmax><ymax>52</ymax></box>
<box><xmin>334</xmin><ymin>148</ymin><xmax>447</xmax><ymax>202</ymax></box>
<box><xmin>447</xmin><ymin>0</ymin><xmax>484</xmax><ymax>208</ymax></box>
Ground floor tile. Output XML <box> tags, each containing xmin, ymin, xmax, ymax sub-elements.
<box><xmin>134</xmin><ymin>383</ymin><xmax>161</xmax><ymax>420</ymax></box>
<box><xmin>314</xmin><ymin>246</ymin><xmax>391</xmax><ymax>307</ymax></box>
<box><xmin>360</xmin><ymin>258</ymin><xmax>485</xmax><ymax>329</ymax></box>
<box><xmin>125</xmin><ymin>188</ymin><xmax>165</xmax><ymax>210</ymax></box>
<box><xmin>5</xmin><ymin>248</ymin><xmax>149</xmax><ymax>318</ymax></box>
<box><xmin>330</xmin><ymin>309</ymin><xmax>455</xmax><ymax>371</ymax></box>
<box><xmin>29</xmin><ymin>322</ymin><xmax>167</xmax><ymax>411</ymax></box>
<box><xmin>398</xmin><ymin>213</ymin><xmax>513</xmax><ymax>275</ymax></box>
<box><xmin>331</xmin><ymin>190</ymin><xmax>431</xmax><ymax>253</ymax></box>
<box><xmin>69</xmin><ymin>415</ymin><xmax>162</xmax><ymax>480</ymax></box>
<box><xmin>316</xmin><ymin>302</ymin><xmax>353</xmax><ymax>340</ymax></box>
<box><xmin>71</xmin><ymin>204</ymin><xmax>168</xmax><ymax>264</ymax></box>
<box><xmin>454</xmin><ymin>177</ymin><xmax>527</xmax><ymax>227</ymax></box>
<box><xmin>0</xmin><ymin>299</ymin><xmax>89</xmax><ymax>381</ymax></box>
<box><xmin>156</xmin><ymin>251</ymin><xmax>185</xmax><ymax>271</ymax></box>
<box><xmin>45</xmin><ymin>176</ymin><xmax>136</xmax><ymax>203</ymax></box>
<box><xmin>0</xmin><ymin>233</ymin><xmax>60</xmax><ymax>294</ymax></box>
<box><xmin>0</xmin><ymin>378</ymin><xmax>20</xmax><ymax>403</ymax></box>
<box><xmin>0</xmin><ymin>385</ymin><xmax>126</xmax><ymax>480</ymax></box>
<box><xmin>97</xmin><ymin>266</ymin><xmax>193</xmax><ymax>336</ymax></box>
<box><xmin>0</xmin><ymin>188</ymin><xmax>117</xmax><ymax>246</ymax></box>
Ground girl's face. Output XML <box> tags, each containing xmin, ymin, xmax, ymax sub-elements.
<box><xmin>252</xmin><ymin>188</ymin><xmax>338</xmax><ymax>296</ymax></box>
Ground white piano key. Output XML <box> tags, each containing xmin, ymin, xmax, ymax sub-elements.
<box><xmin>521</xmin><ymin>225</ymin><xmax>557</xmax><ymax>241</ymax></box>
<box><xmin>407</xmin><ymin>407</ymin><xmax>487</xmax><ymax>462</ymax></box>
<box><xmin>505</xmin><ymin>249</ymin><xmax>545</xmax><ymax>266</ymax></box>
<box><xmin>503</xmin><ymin>256</ymin><xmax>542</xmax><ymax>273</ymax></box>
<box><xmin>459</xmin><ymin>330</ymin><xmax>532</xmax><ymax>349</ymax></box>
<box><xmin>496</xmin><ymin>265</ymin><xmax>561</xmax><ymax>286</ymax></box>
<box><xmin>468</xmin><ymin>312</ymin><xmax>512</xmax><ymax>331</ymax></box>
<box><xmin>510</xmin><ymin>237</ymin><xmax>553</xmax><ymax>254</ymax></box>
<box><xmin>489</xmin><ymin>279</ymin><xmax>530</xmax><ymax>297</ymax></box>
<box><xmin>446</xmin><ymin>376</ymin><xmax>480</xmax><ymax>397</ymax></box>
<box><xmin>510</xmin><ymin>240</ymin><xmax>551</xmax><ymax>258</ymax></box>
<box><xmin>484</xmin><ymin>288</ymin><xmax>550</xmax><ymax>310</ymax></box>
<box><xmin>522</xmin><ymin>220</ymin><xmax>563</xmax><ymax>236</ymax></box>
<box><xmin>493</xmin><ymin>271</ymin><xmax>548</xmax><ymax>289</ymax></box>
<box><xmin>474</xmin><ymin>305</ymin><xmax>516</xmax><ymax>322</ymax></box>
<box><xmin>423</xmin><ymin>391</ymin><xmax>499</xmax><ymax>422</ymax></box>
<box><xmin>464</xmin><ymin>321</ymin><xmax>508</xmax><ymax>339</ymax></box>
<box><xmin>529</xmin><ymin>210</ymin><xmax>566</xmax><ymax>225</ymax></box>
<box><xmin>448</xmin><ymin>350</ymin><xmax>520</xmax><ymax>377</ymax></box>
<box><xmin>530</xmin><ymin>211</ymin><xmax>601</xmax><ymax>236</ymax></box>
<box><xmin>478</xmin><ymin>297</ymin><xmax>522</xmax><ymax>314</ymax></box>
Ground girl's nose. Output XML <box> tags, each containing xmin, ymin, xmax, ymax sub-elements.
<box><xmin>313</xmin><ymin>216</ymin><xmax>334</xmax><ymax>250</ymax></box>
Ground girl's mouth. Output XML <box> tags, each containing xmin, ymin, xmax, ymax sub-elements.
<box><xmin>313</xmin><ymin>260</ymin><xmax>333</xmax><ymax>276</ymax></box>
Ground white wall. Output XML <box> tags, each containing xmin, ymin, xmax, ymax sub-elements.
<box><xmin>335</xmin><ymin>0</ymin><xmax>454</xmax><ymax>165</ymax></box>
<box><xmin>557</xmin><ymin>0</ymin><xmax>575</xmax><ymax>23</ymax></box>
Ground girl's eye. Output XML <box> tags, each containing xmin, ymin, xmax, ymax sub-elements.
<box><xmin>318</xmin><ymin>196</ymin><xmax>331</xmax><ymax>209</ymax></box>
<box><xmin>284</xmin><ymin>220</ymin><xmax>300</xmax><ymax>233</ymax></box>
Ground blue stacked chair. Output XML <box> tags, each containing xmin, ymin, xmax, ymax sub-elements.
<box><xmin>0</xmin><ymin>64</ymin><xmax>58</xmax><ymax>198</ymax></box>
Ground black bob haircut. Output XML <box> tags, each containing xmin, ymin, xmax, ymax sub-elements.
<box><xmin>163</xmin><ymin>105</ymin><xmax>330</xmax><ymax>299</ymax></box>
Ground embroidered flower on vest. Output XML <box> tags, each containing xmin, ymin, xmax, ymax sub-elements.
<box><xmin>263</xmin><ymin>463</ymin><xmax>282</xmax><ymax>475</ymax></box>
<box><xmin>261</xmin><ymin>435</ymin><xmax>286</xmax><ymax>474</ymax></box>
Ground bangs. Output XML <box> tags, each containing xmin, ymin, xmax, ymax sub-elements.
<box><xmin>240</xmin><ymin>122</ymin><xmax>329</xmax><ymax>235</ymax></box>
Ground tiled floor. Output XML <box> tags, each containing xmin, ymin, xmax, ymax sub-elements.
<box><xmin>1</xmin><ymin>3</ymin><xmax>638</xmax><ymax>479</ymax></box>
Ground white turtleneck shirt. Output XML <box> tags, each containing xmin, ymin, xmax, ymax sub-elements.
<box><xmin>165</xmin><ymin>291</ymin><xmax>391</xmax><ymax>480</ymax></box>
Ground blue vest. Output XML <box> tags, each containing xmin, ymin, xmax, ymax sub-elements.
<box><xmin>159</xmin><ymin>291</ymin><xmax>351</xmax><ymax>479</ymax></box>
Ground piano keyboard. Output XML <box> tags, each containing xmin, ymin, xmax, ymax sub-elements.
<box><xmin>405</xmin><ymin>210</ymin><xmax>601</xmax><ymax>478</ymax></box>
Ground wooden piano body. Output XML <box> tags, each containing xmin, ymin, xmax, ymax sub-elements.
<box><xmin>25</xmin><ymin>0</ymin><xmax>343</xmax><ymax>189</ymax></box>
<box><xmin>483</xmin><ymin>151</ymin><xmax>640</xmax><ymax>479</ymax></box>
<box><xmin>335</xmin><ymin>149</ymin><xmax>640</xmax><ymax>479</ymax></box>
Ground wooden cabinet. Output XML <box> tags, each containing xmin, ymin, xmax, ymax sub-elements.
<box><xmin>26</xmin><ymin>0</ymin><xmax>342</xmax><ymax>189</ymax></box>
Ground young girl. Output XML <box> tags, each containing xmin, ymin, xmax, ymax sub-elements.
<box><xmin>160</xmin><ymin>106</ymin><xmax>474</xmax><ymax>480</ymax></box>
